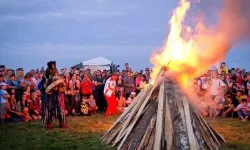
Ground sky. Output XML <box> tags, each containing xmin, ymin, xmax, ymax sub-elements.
<box><xmin>0</xmin><ymin>0</ymin><xmax>249</xmax><ymax>72</ymax></box>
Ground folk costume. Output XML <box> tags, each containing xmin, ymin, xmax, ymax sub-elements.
<box><xmin>104</xmin><ymin>76</ymin><xmax>117</xmax><ymax>117</ymax></box>
<box><xmin>39</xmin><ymin>61</ymin><xmax>67</xmax><ymax>130</ymax></box>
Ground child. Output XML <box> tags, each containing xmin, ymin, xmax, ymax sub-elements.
<box><xmin>0</xmin><ymin>83</ymin><xmax>10</xmax><ymax>123</ymax></box>
<box><xmin>81</xmin><ymin>97</ymin><xmax>90</xmax><ymax>116</ymax></box>
<box><xmin>116</xmin><ymin>92</ymin><xmax>126</xmax><ymax>113</ymax></box>
<box><xmin>27</xmin><ymin>92</ymin><xmax>41</xmax><ymax>120</ymax></box>
<box><xmin>87</xmin><ymin>95</ymin><xmax>97</xmax><ymax>114</ymax></box>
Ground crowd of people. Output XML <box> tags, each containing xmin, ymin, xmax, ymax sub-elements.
<box><xmin>0</xmin><ymin>61</ymin><xmax>249</xmax><ymax>128</ymax></box>
<box><xmin>0</xmin><ymin>62</ymin><xmax>151</xmax><ymax>126</ymax></box>
<box><xmin>194</xmin><ymin>62</ymin><xmax>250</xmax><ymax>121</ymax></box>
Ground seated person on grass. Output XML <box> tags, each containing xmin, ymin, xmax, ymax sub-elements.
<box><xmin>234</xmin><ymin>99</ymin><xmax>250</xmax><ymax>121</ymax></box>
<box><xmin>221</xmin><ymin>96</ymin><xmax>234</xmax><ymax>118</ymax></box>
<box><xmin>126</xmin><ymin>92</ymin><xmax>136</xmax><ymax>106</ymax></box>
<box><xmin>210</xmin><ymin>95</ymin><xmax>225</xmax><ymax>118</ymax></box>
<box><xmin>27</xmin><ymin>92</ymin><xmax>41</xmax><ymax>120</ymax></box>
<box><xmin>21</xmin><ymin>94</ymin><xmax>32</xmax><ymax>121</ymax></box>
<box><xmin>81</xmin><ymin>97</ymin><xmax>90</xmax><ymax>116</ymax></box>
<box><xmin>87</xmin><ymin>94</ymin><xmax>98</xmax><ymax>114</ymax></box>
<box><xmin>6</xmin><ymin>94</ymin><xmax>26</xmax><ymax>122</ymax></box>
<box><xmin>116</xmin><ymin>92</ymin><xmax>126</xmax><ymax>113</ymax></box>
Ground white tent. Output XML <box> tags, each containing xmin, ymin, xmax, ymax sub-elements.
<box><xmin>82</xmin><ymin>57</ymin><xmax>112</xmax><ymax>72</ymax></box>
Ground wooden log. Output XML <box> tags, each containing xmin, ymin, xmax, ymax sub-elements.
<box><xmin>114</xmin><ymin>84</ymin><xmax>153</xmax><ymax>144</ymax></box>
<box><xmin>182</xmin><ymin>96</ymin><xmax>198</xmax><ymax>150</ymax></box>
<box><xmin>102</xmin><ymin>111</ymin><xmax>131</xmax><ymax>143</ymax></box>
<box><xmin>164</xmin><ymin>83</ymin><xmax>174</xmax><ymax>150</ymax></box>
<box><xmin>153</xmin><ymin>82</ymin><xmax>165</xmax><ymax>150</ymax></box>
<box><xmin>124</xmin><ymin>100</ymin><xmax>158</xmax><ymax>150</ymax></box>
<box><xmin>104</xmin><ymin>120</ymin><xmax>126</xmax><ymax>145</ymax></box>
<box><xmin>196</xmin><ymin>112</ymin><xmax>221</xmax><ymax>148</ymax></box>
<box><xmin>195</xmin><ymin>111</ymin><xmax>219</xmax><ymax>150</ymax></box>
<box><xmin>116</xmin><ymin>84</ymin><xmax>161</xmax><ymax>150</ymax></box>
<box><xmin>208</xmin><ymin>123</ymin><xmax>226</xmax><ymax>144</ymax></box>
<box><xmin>193</xmin><ymin>113</ymin><xmax>215</xmax><ymax>150</ymax></box>
<box><xmin>115</xmin><ymin>69</ymin><xmax>164</xmax><ymax>148</ymax></box>
<box><xmin>102</xmin><ymin>111</ymin><xmax>130</xmax><ymax>143</ymax></box>
<box><xmin>137</xmin><ymin>114</ymin><xmax>157</xmax><ymax>150</ymax></box>
<box><xmin>164</xmin><ymin>80</ymin><xmax>190</xmax><ymax>150</ymax></box>
<box><xmin>145</xmin><ymin>126</ymin><xmax>156</xmax><ymax>150</ymax></box>
<box><xmin>189</xmin><ymin>108</ymin><xmax>208</xmax><ymax>150</ymax></box>
<box><xmin>101</xmin><ymin>89</ymin><xmax>145</xmax><ymax>140</ymax></box>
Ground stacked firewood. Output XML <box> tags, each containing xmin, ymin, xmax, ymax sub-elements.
<box><xmin>101</xmin><ymin>69</ymin><xmax>226</xmax><ymax>150</ymax></box>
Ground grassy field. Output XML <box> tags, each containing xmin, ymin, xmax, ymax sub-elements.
<box><xmin>0</xmin><ymin>115</ymin><xmax>249</xmax><ymax>150</ymax></box>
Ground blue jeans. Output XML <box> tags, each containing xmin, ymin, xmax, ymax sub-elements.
<box><xmin>237</xmin><ymin>110</ymin><xmax>250</xmax><ymax>118</ymax></box>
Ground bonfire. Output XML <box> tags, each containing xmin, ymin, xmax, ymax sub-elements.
<box><xmin>99</xmin><ymin>0</ymin><xmax>250</xmax><ymax>149</ymax></box>
<box><xmin>101</xmin><ymin>67</ymin><xmax>226</xmax><ymax>150</ymax></box>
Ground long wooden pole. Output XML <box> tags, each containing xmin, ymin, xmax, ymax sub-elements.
<box><xmin>153</xmin><ymin>82</ymin><xmax>165</xmax><ymax>150</ymax></box>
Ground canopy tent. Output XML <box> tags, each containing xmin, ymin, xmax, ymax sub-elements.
<box><xmin>82</xmin><ymin>57</ymin><xmax>112</xmax><ymax>72</ymax></box>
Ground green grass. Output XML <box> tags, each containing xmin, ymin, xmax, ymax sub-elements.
<box><xmin>0</xmin><ymin>114</ymin><xmax>116</xmax><ymax>150</ymax></box>
<box><xmin>0</xmin><ymin>115</ymin><xmax>250</xmax><ymax>150</ymax></box>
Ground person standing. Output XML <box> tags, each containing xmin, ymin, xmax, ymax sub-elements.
<box><xmin>124</xmin><ymin>71</ymin><xmax>135</xmax><ymax>100</ymax></box>
<box><xmin>104</xmin><ymin>74</ymin><xmax>118</xmax><ymax>116</ymax></box>
<box><xmin>0</xmin><ymin>83</ymin><xmax>10</xmax><ymax>123</ymax></box>
<box><xmin>210</xmin><ymin>71</ymin><xmax>226</xmax><ymax>99</ymax></box>
<box><xmin>93</xmin><ymin>70</ymin><xmax>105</xmax><ymax>112</ymax></box>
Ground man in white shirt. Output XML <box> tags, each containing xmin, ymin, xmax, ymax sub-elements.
<box><xmin>210</xmin><ymin>71</ymin><xmax>226</xmax><ymax>99</ymax></box>
<box><xmin>104</xmin><ymin>74</ymin><xmax>118</xmax><ymax>117</ymax></box>
<box><xmin>32</xmin><ymin>72</ymin><xmax>41</xmax><ymax>90</ymax></box>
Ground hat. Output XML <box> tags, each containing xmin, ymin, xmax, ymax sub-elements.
<box><xmin>0</xmin><ymin>82</ymin><xmax>8</xmax><ymax>86</ymax></box>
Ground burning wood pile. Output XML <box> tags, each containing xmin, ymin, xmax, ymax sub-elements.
<box><xmin>101</xmin><ymin>68</ymin><xmax>226</xmax><ymax>150</ymax></box>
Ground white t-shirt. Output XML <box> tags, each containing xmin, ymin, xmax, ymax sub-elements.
<box><xmin>0</xmin><ymin>90</ymin><xmax>8</xmax><ymax>104</ymax></box>
<box><xmin>103</xmin><ymin>78</ymin><xmax>111</xmax><ymax>94</ymax></box>
<box><xmin>210</xmin><ymin>79</ymin><xmax>226</xmax><ymax>96</ymax></box>
<box><xmin>236</xmin><ymin>103</ymin><xmax>250</xmax><ymax>115</ymax></box>
<box><xmin>104</xmin><ymin>78</ymin><xmax>116</xmax><ymax>97</ymax></box>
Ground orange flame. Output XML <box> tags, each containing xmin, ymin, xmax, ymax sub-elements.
<box><xmin>151</xmin><ymin>0</ymin><xmax>197</xmax><ymax>87</ymax></box>
<box><xmin>151</xmin><ymin>0</ymin><xmax>250</xmax><ymax>88</ymax></box>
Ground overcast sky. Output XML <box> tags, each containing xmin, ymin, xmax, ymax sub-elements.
<box><xmin>0</xmin><ymin>0</ymin><xmax>249</xmax><ymax>71</ymax></box>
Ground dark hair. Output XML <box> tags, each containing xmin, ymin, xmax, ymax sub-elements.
<box><xmin>237</xmin><ymin>90</ymin><xmax>242</xmax><ymax>94</ymax></box>
<box><xmin>241</xmin><ymin>99</ymin><xmax>247</xmax><ymax>103</ymax></box>
<box><xmin>0</xmin><ymin>65</ymin><xmax>5</xmax><ymax>68</ymax></box>
<box><xmin>10</xmin><ymin>74</ymin><xmax>15</xmax><ymax>78</ymax></box>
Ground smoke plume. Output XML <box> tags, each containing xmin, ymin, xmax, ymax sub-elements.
<box><xmin>192</xmin><ymin>0</ymin><xmax>250</xmax><ymax>69</ymax></box>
